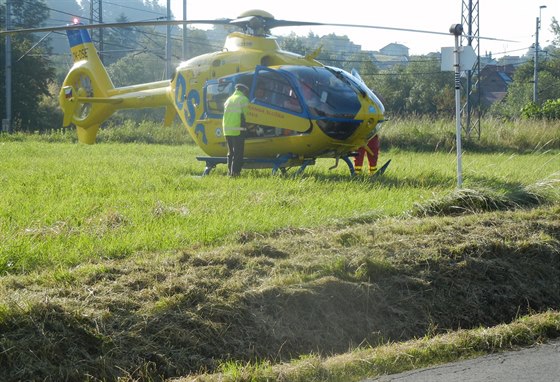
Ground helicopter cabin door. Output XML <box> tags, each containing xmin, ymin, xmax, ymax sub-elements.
<box><xmin>204</xmin><ymin>68</ymin><xmax>312</xmax><ymax>139</ymax></box>
<box><xmin>248</xmin><ymin>67</ymin><xmax>312</xmax><ymax>135</ymax></box>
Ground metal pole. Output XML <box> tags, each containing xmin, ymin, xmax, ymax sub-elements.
<box><xmin>182</xmin><ymin>0</ymin><xmax>187</xmax><ymax>61</ymax></box>
<box><xmin>3</xmin><ymin>0</ymin><xmax>12</xmax><ymax>133</ymax></box>
<box><xmin>451</xmin><ymin>24</ymin><xmax>463</xmax><ymax>189</ymax></box>
<box><xmin>166</xmin><ymin>0</ymin><xmax>171</xmax><ymax>78</ymax></box>
<box><xmin>533</xmin><ymin>16</ymin><xmax>539</xmax><ymax>103</ymax></box>
<box><xmin>533</xmin><ymin>6</ymin><xmax>547</xmax><ymax>104</ymax></box>
<box><xmin>465</xmin><ymin>0</ymin><xmax>473</xmax><ymax>136</ymax></box>
<box><xmin>99</xmin><ymin>0</ymin><xmax>103</xmax><ymax>63</ymax></box>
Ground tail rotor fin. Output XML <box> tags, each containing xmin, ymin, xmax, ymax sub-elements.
<box><xmin>59</xmin><ymin>28</ymin><xmax>115</xmax><ymax>144</ymax></box>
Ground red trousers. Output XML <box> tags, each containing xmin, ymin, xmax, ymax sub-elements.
<box><xmin>354</xmin><ymin>135</ymin><xmax>379</xmax><ymax>169</ymax></box>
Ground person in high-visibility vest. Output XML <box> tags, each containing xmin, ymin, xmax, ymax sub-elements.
<box><xmin>223</xmin><ymin>83</ymin><xmax>250</xmax><ymax>176</ymax></box>
<box><xmin>354</xmin><ymin>135</ymin><xmax>380</xmax><ymax>175</ymax></box>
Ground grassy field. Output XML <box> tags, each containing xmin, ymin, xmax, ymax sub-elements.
<box><xmin>0</xmin><ymin>118</ymin><xmax>559</xmax><ymax>381</ymax></box>
<box><xmin>1</xmin><ymin>141</ymin><xmax>558</xmax><ymax>274</ymax></box>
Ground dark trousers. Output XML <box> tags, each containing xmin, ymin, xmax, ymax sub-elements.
<box><xmin>226</xmin><ymin>134</ymin><xmax>245</xmax><ymax>176</ymax></box>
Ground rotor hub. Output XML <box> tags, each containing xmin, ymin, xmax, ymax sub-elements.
<box><xmin>232</xmin><ymin>9</ymin><xmax>275</xmax><ymax>36</ymax></box>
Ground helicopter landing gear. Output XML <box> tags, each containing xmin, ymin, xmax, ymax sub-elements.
<box><xmin>196</xmin><ymin>155</ymin><xmax>313</xmax><ymax>176</ymax></box>
<box><xmin>371</xmin><ymin>159</ymin><xmax>391</xmax><ymax>178</ymax></box>
<box><xmin>329</xmin><ymin>155</ymin><xmax>356</xmax><ymax>176</ymax></box>
<box><xmin>341</xmin><ymin>156</ymin><xmax>355</xmax><ymax>176</ymax></box>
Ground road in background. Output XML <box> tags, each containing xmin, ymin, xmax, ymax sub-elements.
<box><xmin>363</xmin><ymin>339</ymin><xmax>560</xmax><ymax>382</ymax></box>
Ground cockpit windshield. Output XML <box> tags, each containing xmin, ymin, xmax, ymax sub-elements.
<box><xmin>278</xmin><ymin>66</ymin><xmax>363</xmax><ymax>140</ymax></box>
<box><xmin>280</xmin><ymin>66</ymin><xmax>361</xmax><ymax>119</ymax></box>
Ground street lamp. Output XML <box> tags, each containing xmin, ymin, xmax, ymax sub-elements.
<box><xmin>533</xmin><ymin>5</ymin><xmax>547</xmax><ymax>104</ymax></box>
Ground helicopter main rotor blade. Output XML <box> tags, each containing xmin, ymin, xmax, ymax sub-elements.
<box><xmin>0</xmin><ymin>19</ymin><xmax>233</xmax><ymax>35</ymax></box>
<box><xmin>1</xmin><ymin>15</ymin><xmax>517</xmax><ymax>43</ymax></box>
<box><xmin>270</xmin><ymin>19</ymin><xmax>518</xmax><ymax>42</ymax></box>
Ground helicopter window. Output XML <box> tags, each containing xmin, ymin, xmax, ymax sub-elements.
<box><xmin>281</xmin><ymin>66</ymin><xmax>361</xmax><ymax>119</ymax></box>
<box><xmin>279</xmin><ymin>66</ymin><xmax>363</xmax><ymax>140</ymax></box>
<box><xmin>254</xmin><ymin>70</ymin><xmax>302</xmax><ymax>113</ymax></box>
<box><xmin>206</xmin><ymin>81</ymin><xmax>234</xmax><ymax>115</ymax></box>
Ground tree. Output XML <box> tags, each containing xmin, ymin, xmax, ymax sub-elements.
<box><xmin>105</xmin><ymin>51</ymin><xmax>167</xmax><ymax>122</ymax></box>
<box><xmin>372</xmin><ymin>57</ymin><xmax>453</xmax><ymax>117</ymax></box>
<box><xmin>102</xmin><ymin>13</ymin><xmax>140</xmax><ymax>65</ymax></box>
<box><xmin>491</xmin><ymin>18</ymin><xmax>560</xmax><ymax>119</ymax></box>
<box><xmin>183</xmin><ymin>28</ymin><xmax>214</xmax><ymax>59</ymax></box>
<box><xmin>551</xmin><ymin>17</ymin><xmax>560</xmax><ymax>47</ymax></box>
<box><xmin>0</xmin><ymin>0</ymin><xmax>56</xmax><ymax>132</ymax></box>
<box><xmin>279</xmin><ymin>33</ymin><xmax>307</xmax><ymax>56</ymax></box>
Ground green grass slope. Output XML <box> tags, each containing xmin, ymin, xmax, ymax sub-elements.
<box><xmin>1</xmin><ymin>200</ymin><xmax>559</xmax><ymax>381</ymax></box>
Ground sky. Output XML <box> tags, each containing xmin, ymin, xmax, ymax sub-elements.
<box><xmin>159</xmin><ymin>0</ymin><xmax>559</xmax><ymax>58</ymax></box>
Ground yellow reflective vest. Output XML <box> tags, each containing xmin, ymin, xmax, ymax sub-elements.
<box><xmin>222</xmin><ymin>90</ymin><xmax>249</xmax><ymax>137</ymax></box>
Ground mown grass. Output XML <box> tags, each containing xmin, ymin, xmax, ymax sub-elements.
<box><xmin>0</xmin><ymin>118</ymin><xmax>559</xmax><ymax>381</ymax></box>
<box><xmin>1</xmin><ymin>139</ymin><xmax>558</xmax><ymax>275</ymax></box>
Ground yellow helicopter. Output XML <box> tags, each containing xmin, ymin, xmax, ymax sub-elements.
<box><xmin>8</xmin><ymin>10</ymin><xmax>398</xmax><ymax>175</ymax></box>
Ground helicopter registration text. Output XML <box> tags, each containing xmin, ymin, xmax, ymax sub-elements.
<box><xmin>71</xmin><ymin>48</ymin><xmax>88</xmax><ymax>61</ymax></box>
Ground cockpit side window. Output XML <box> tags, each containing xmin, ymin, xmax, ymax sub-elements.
<box><xmin>205</xmin><ymin>73</ymin><xmax>254</xmax><ymax>116</ymax></box>
<box><xmin>254</xmin><ymin>69</ymin><xmax>302</xmax><ymax>114</ymax></box>
<box><xmin>206</xmin><ymin>80</ymin><xmax>233</xmax><ymax>115</ymax></box>
<box><xmin>282</xmin><ymin>66</ymin><xmax>361</xmax><ymax>119</ymax></box>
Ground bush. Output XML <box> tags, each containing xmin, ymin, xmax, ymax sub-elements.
<box><xmin>521</xmin><ymin>99</ymin><xmax>560</xmax><ymax>120</ymax></box>
<box><xmin>97</xmin><ymin>120</ymin><xmax>193</xmax><ymax>145</ymax></box>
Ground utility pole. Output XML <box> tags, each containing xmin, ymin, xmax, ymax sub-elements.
<box><xmin>165</xmin><ymin>0</ymin><xmax>172</xmax><ymax>78</ymax></box>
<box><xmin>90</xmin><ymin>0</ymin><xmax>104</xmax><ymax>62</ymax></box>
<box><xmin>182</xmin><ymin>0</ymin><xmax>187</xmax><ymax>61</ymax></box>
<box><xmin>3</xmin><ymin>0</ymin><xmax>12</xmax><ymax>133</ymax></box>
<box><xmin>460</xmin><ymin>0</ymin><xmax>480</xmax><ymax>139</ymax></box>
<box><xmin>533</xmin><ymin>5</ymin><xmax>547</xmax><ymax>104</ymax></box>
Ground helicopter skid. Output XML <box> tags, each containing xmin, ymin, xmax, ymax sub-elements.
<box><xmin>196</xmin><ymin>155</ymin><xmax>315</xmax><ymax>176</ymax></box>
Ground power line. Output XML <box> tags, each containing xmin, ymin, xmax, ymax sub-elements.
<box><xmin>103</xmin><ymin>0</ymin><xmax>166</xmax><ymax>17</ymax></box>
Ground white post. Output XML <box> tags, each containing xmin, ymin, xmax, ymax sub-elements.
<box><xmin>450</xmin><ymin>24</ymin><xmax>463</xmax><ymax>188</ymax></box>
